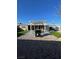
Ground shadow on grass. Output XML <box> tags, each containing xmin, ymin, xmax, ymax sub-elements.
<box><xmin>17</xmin><ymin>39</ymin><xmax>61</xmax><ymax>59</ymax></box>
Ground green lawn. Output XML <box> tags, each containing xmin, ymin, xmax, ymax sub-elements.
<box><xmin>50</xmin><ymin>31</ymin><xmax>61</xmax><ymax>38</ymax></box>
<box><xmin>17</xmin><ymin>30</ymin><xmax>28</xmax><ymax>37</ymax></box>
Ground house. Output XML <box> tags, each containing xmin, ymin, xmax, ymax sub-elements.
<box><xmin>17</xmin><ymin>20</ymin><xmax>59</xmax><ymax>32</ymax></box>
<box><xmin>27</xmin><ymin>20</ymin><xmax>49</xmax><ymax>32</ymax></box>
<box><xmin>17</xmin><ymin>23</ymin><xmax>28</xmax><ymax>31</ymax></box>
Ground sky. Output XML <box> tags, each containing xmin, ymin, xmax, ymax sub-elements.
<box><xmin>17</xmin><ymin>0</ymin><xmax>61</xmax><ymax>25</ymax></box>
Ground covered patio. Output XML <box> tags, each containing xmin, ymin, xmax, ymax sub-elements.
<box><xmin>27</xmin><ymin>20</ymin><xmax>49</xmax><ymax>32</ymax></box>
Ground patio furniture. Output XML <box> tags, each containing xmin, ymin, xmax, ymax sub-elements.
<box><xmin>35</xmin><ymin>29</ymin><xmax>41</xmax><ymax>37</ymax></box>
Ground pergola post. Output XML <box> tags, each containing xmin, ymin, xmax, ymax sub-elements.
<box><xmin>30</xmin><ymin>25</ymin><xmax>32</xmax><ymax>30</ymax></box>
<box><xmin>44</xmin><ymin>25</ymin><xmax>46</xmax><ymax>32</ymax></box>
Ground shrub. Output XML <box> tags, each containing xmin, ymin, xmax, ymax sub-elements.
<box><xmin>17</xmin><ymin>26</ymin><xmax>24</xmax><ymax>32</ymax></box>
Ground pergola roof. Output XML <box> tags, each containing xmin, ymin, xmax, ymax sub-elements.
<box><xmin>28</xmin><ymin>20</ymin><xmax>47</xmax><ymax>25</ymax></box>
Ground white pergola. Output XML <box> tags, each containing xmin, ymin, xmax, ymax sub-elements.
<box><xmin>27</xmin><ymin>20</ymin><xmax>48</xmax><ymax>31</ymax></box>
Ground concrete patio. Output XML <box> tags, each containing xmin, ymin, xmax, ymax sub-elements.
<box><xmin>17</xmin><ymin>30</ymin><xmax>61</xmax><ymax>41</ymax></box>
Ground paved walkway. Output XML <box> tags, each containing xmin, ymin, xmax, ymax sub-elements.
<box><xmin>18</xmin><ymin>30</ymin><xmax>61</xmax><ymax>41</ymax></box>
